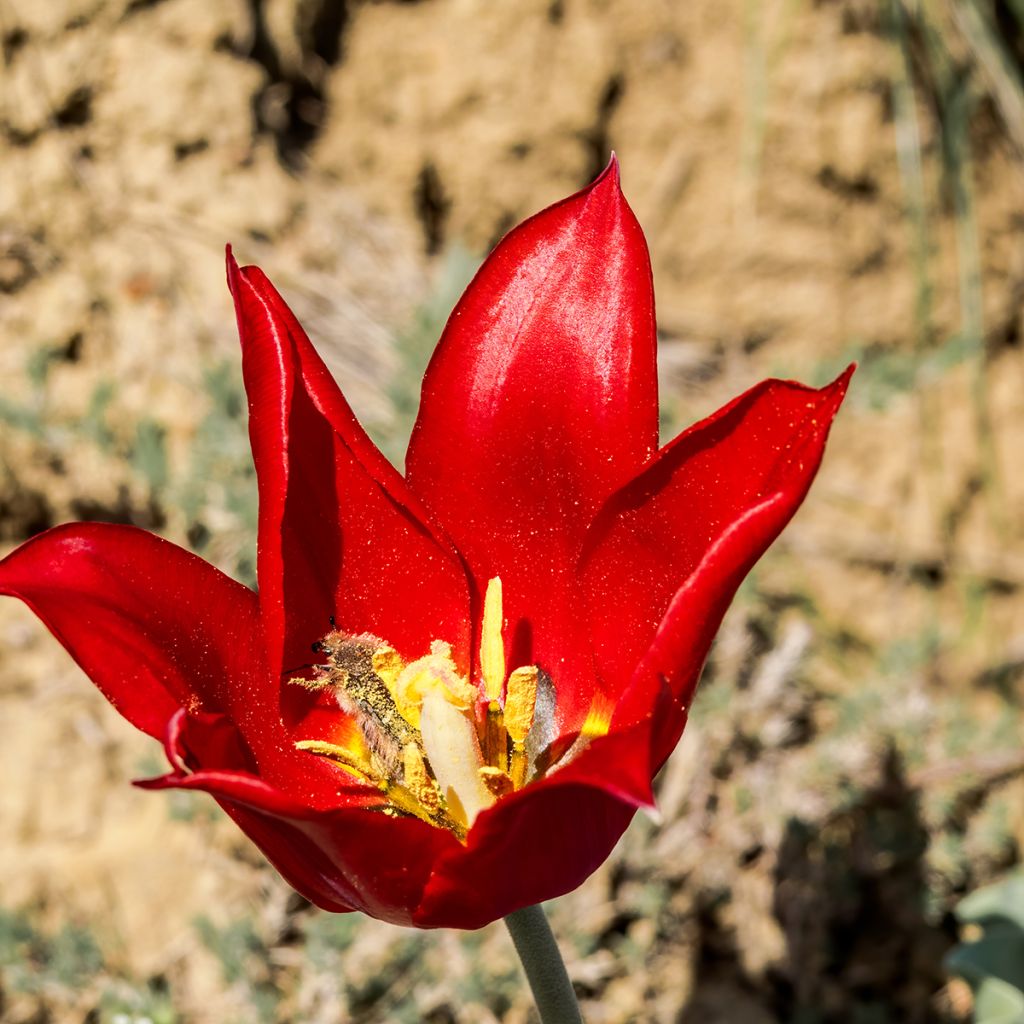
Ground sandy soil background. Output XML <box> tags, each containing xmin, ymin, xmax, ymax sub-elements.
<box><xmin>1</xmin><ymin>0</ymin><xmax>1023</xmax><ymax>1021</ymax></box>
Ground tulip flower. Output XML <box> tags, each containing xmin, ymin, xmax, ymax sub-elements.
<box><xmin>0</xmin><ymin>160</ymin><xmax>849</xmax><ymax>1017</ymax></box>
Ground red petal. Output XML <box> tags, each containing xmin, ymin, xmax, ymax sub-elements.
<box><xmin>0</xmin><ymin>523</ymin><xmax>379</xmax><ymax>805</ymax></box>
<box><xmin>0</xmin><ymin>523</ymin><xmax>263</xmax><ymax>739</ymax></box>
<box><xmin>413</xmin><ymin>705</ymin><xmax>665</xmax><ymax>927</ymax></box>
<box><xmin>582</xmin><ymin>367</ymin><xmax>853</xmax><ymax>757</ymax></box>
<box><xmin>226</xmin><ymin>252</ymin><xmax>471</xmax><ymax>690</ymax></box>
<box><xmin>141</xmin><ymin>707</ymin><xmax>661</xmax><ymax>928</ymax></box>
<box><xmin>144</xmin><ymin>708</ymin><xmax>420</xmax><ymax>918</ymax></box>
<box><xmin>139</xmin><ymin>758</ymin><xmax>456</xmax><ymax>925</ymax></box>
<box><xmin>630</xmin><ymin>494</ymin><xmax>797</xmax><ymax>768</ymax></box>
<box><xmin>406</xmin><ymin>159</ymin><xmax>657</xmax><ymax>722</ymax></box>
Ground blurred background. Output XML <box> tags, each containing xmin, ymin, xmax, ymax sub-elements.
<box><xmin>1</xmin><ymin>0</ymin><xmax>1023</xmax><ymax>1021</ymax></box>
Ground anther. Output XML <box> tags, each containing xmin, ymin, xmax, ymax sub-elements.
<box><xmin>505</xmin><ymin>665</ymin><xmax>539</xmax><ymax>789</ymax></box>
<box><xmin>480</xmin><ymin>577</ymin><xmax>506</xmax><ymax>702</ymax></box>
<box><xmin>479</xmin><ymin>765</ymin><xmax>514</xmax><ymax>799</ymax></box>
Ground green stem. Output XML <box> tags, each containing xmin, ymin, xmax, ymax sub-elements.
<box><xmin>504</xmin><ymin>904</ymin><xmax>583</xmax><ymax>1024</ymax></box>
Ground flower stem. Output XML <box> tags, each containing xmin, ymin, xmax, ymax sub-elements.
<box><xmin>504</xmin><ymin>904</ymin><xmax>584</xmax><ymax>1024</ymax></box>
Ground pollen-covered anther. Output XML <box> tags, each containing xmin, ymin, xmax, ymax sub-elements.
<box><xmin>504</xmin><ymin>666</ymin><xmax>539</xmax><ymax>743</ymax></box>
<box><xmin>479</xmin><ymin>765</ymin><xmax>514</xmax><ymax>799</ymax></box>
<box><xmin>402</xmin><ymin>741</ymin><xmax>440</xmax><ymax>815</ymax></box>
<box><xmin>371</xmin><ymin>645</ymin><xmax>404</xmax><ymax>688</ymax></box>
<box><xmin>505</xmin><ymin>665</ymin><xmax>539</xmax><ymax>789</ymax></box>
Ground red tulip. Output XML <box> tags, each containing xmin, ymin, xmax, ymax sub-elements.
<box><xmin>0</xmin><ymin>160</ymin><xmax>851</xmax><ymax>929</ymax></box>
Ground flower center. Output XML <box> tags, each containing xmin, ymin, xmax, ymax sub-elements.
<box><xmin>292</xmin><ymin>578</ymin><xmax>606</xmax><ymax>840</ymax></box>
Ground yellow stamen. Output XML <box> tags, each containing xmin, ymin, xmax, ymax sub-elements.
<box><xmin>483</xmin><ymin>700</ymin><xmax>508</xmax><ymax>772</ymax></box>
<box><xmin>294</xmin><ymin>601</ymin><xmax>570</xmax><ymax>840</ymax></box>
<box><xmin>295</xmin><ymin>740</ymin><xmax>375</xmax><ymax>781</ymax></box>
<box><xmin>396</xmin><ymin>640</ymin><xmax>475</xmax><ymax>728</ymax></box>
<box><xmin>480</xmin><ymin>576</ymin><xmax>506</xmax><ymax>701</ymax></box>
<box><xmin>479</xmin><ymin>765</ymin><xmax>514</xmax><ymax>799</ymax></box>
<box><xmin>505</xmin><ymin>665</ymin><xmax>539</xmax><ymax>789</ymax></box>
<box><xmin>402</xmin><ymin>741</ymin><xmax>440</xmax><ymax>815</ymax></box>
<box><xmin>380</xmin><ymin>779</ymin><xmax>442</xmax><ymax>829</ymax></box>
<box><xmin>504</xmin><ymin>666</ymin><xmax>539</xmax><ymax>744</ymax></box>
<box><xmin>371</xmin><ymin>645</ymin><xmax>404</xmax><ymax>690</ymax></box>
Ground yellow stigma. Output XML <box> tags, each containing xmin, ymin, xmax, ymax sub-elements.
<box><xmin>394</xmin><ymin>640</ymin><xmax>474</xmax><ymax>729</ymax></box>
<box><xmin>293</xmin><ymin>576</ymin><xmax>599</xmax><ymax>841</ymax></box>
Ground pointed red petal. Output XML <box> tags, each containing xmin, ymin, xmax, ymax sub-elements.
<box><xmin>406</xmin><ymin>161</ymin><xmax>657</xmax><ymax>722</ymax></box>
<box><xmin>226</xmin><ymin>252</ymin><xmax>471</xmax><ymax>687</ymax></box>
<box><xmin>582</xmin><ymin>368</ymin><xmax>853</xmax><ymax>757</ymax></box>
<box><xmin>0</xmin><ymin>523</ymin><xmax>262</xmax><ymax>739</ymax></box>
<box><xmin>0</xmin><ymin>523</ymin><xmax>381</xmax><ymax>804</ymax></box>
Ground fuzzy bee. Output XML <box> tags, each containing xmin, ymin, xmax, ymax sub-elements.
<box><xmin>301</xmin><ymin>630</ymin><xmax>419</xmax><ymax>779</ymax></box>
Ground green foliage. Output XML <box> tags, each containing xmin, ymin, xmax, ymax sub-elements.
<box><xmin>194</xmin><ymin>914</ymin><xmax>265</xmax><ymax>986</ymax></box>
<box><xmin>302</xmin><ymin>911</ymin><xmax>360</xmax><ymax>969</ymax></box>
<box><xmin>811</xmin><ymin>332</ymin><xmax>977</xmax><ymax>410</ymax></box>
<box><xmin>0</xmin><ymin>906</ymin><xmax>104</xmax><ymax>994</ymax></box>
<box><xmin>946</xmin><ymin>873</ymin><xmax>1024</xmax><ymax>1023</ymax></box>
<box><xmin>0</xmin><ymin>355</ymin><xmax>120</xmax><ymax>447</ymax></box>
<box><xmin>0</xmin><ymin>393</ymin><xmax>45</xmax><ymax>436</ymax></box>
<box><xmin>96</xmin><ymin>982</ymin><xmax>178</xmax><ymax>1024</ymax></box>
<box><xmin>0</xmin><ymin>907</ymin><xmax>36</xmax><ymax>966</ymax></box>
<box><xmin>132</xmin><ymin>418</ymin><xmax>169</xmax><ymax>492</ymax></box>
<box><xmin>169</xmin><ymin>360</ymin><xmax>257</xmax><ymax>586</ymax></box>
<box><xmin>376</xmin><ymin>244</ymin><xmax>479</xmax><ymax>465</ymax></box>
<box><xmin>48</xmin><ymin>922</ymin><xmax>105</xmax><ymax>985</ymax></box>
<box><xmin>194</xmin><ymin>913</ymin><xmax>280</xmax><ymax>1022</ymax></box>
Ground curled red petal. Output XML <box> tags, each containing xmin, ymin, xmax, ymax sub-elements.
<box><xmin>628</xmin><ymin>493</ymin><xmax>797</xmax><ymax>769</ymax></box>
<box><xmin>0</xmin><ymin>523</ymin><xmax>368</xmax><ymax>805</ymax></box>
<box><xmin>142</xmin><ymin>706</ymin><xmax>662</xmax><ymax>929</ymax></box>
<box><xmin>582</xmin><ymin>367</ymin><xmax>853</xmax><ymax>738</ymax></box>
<box><xmin>406</xmin><ymin>159</ymin><xmax>657</xmax><ymax>724</ymax></box>
<box><xmin>139</xmin><ymin>759</ymin><xmax>457</xmax><ymax>925</ymax></box>
<box><xmin>226</xmin><ymin>252</ymin><xmax>472</xmax><ymax>689</ymax></box>
<box><xmin>412</xmin><ymin>701</ymin><xmax>669</xmax><ymax>927</ymax></box>
<box><xmin>0</xmin><ymin>523</ymin><xmax>263</xmax><ymax>739</ymax></box>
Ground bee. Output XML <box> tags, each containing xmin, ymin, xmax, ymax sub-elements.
<box><xmin>304</xmin><ymin>630</ymin><xmax>418</xmax><ymax>778</ymax></box>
